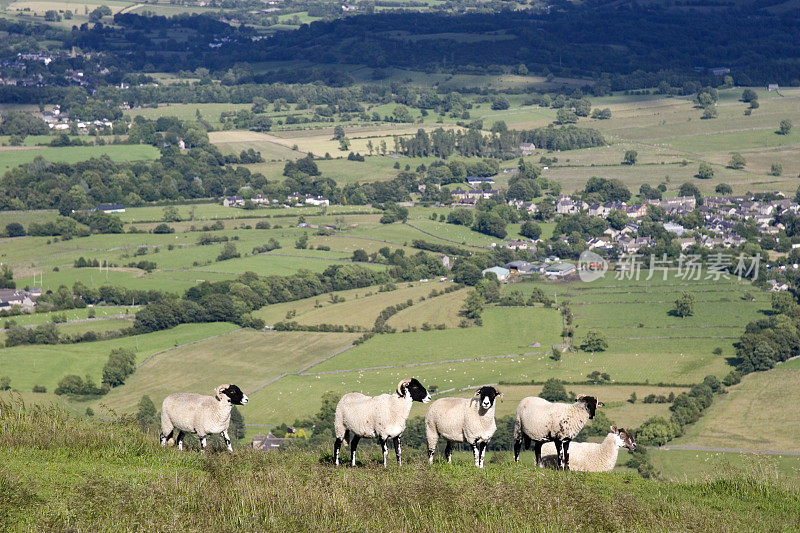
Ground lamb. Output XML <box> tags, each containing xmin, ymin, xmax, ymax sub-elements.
<box><xmin>513</xmin><ymin>395</ymin><xmax>602</xmax><ymax>470</ymax></box>
<box><xmin>539</xmin><ymin>426</ymin><xmax>636</xmax><ymax>471</ymax></box>
<box><xmin>425</xmin><ymin>386</ymin><xmax>502</xmax><ymax>468</ymax></box>
<box><xmin>160</xmin><ymin>384</ymin><xmax>248</xmax><ymax>452</ymax></box>
<box><xmin>334</xmin><ymin>378</ymin><xmax>430</xmax><ymax>467</ymax></box>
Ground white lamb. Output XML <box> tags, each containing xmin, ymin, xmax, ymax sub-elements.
<box><xmin>160</xmin><ymin>384</ymin><xmax>248</xmax><ymax>452</ymax></box>
<box><xmin>539</xmin><ymin>426</ymin><xmax>636</xmax><ymax>471</ymax></box>
<box><xmin>334</xmin><ymin>378</ymin><xmax>431</xmax><ymax>467</ymax></box>
<box><xmin>425</xmin><ymin>386</ymin><xmax>502</xmax><ymax>468</ymax></box>
<box><xmin>513</xmin><ymin>395</ymin><xmax>602</xmax><ymax>469</ymax></box>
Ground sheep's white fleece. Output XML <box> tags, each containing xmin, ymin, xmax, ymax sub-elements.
<box><xmin>334</xmin><ymin>392</ymin><xmax>412</xmax><ymax>441</ymax></box>
<box><xmin>161</xmin><ymin>393</ymin><xmax>233</xmax><ymax>438</ymax></box>
<box><xmin>540</xmin><ymin>432</ymin><xmax>623</xmax><ymax>472</ymax></box>
<box><xmin>425</xmin><ymin>397</ymin><xmax>497</xmax><ymax>449</ymax></box>
<box><xmin>514</xmin><ymin>396</ymin><xmax>591</xmax><ymax>442</ymax></box>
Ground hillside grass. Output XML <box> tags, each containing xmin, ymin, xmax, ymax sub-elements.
<box><xmin>0</xmin><ymin>322</ymin><xmax>239</xmax><ymax>392</ymax></box>
<box><xmin>254</xmin><ymin>282</ymin><xmax>445</xmax><ymax>329</ymax></box>
<box><xmin>671</xmin><ymin>369</ymin><xmax>800</xmax><ymax>451</ymax></box>
<box><xmin>1</xmin><ymin>400</ymin><xmax>799</xmax><ymax>531</ymax></box>
<box><xmin>92</xmin><ymin>330</ymin><xmax>359</xmax><ymax>418</ymax></box>
<box><xmin>0</xmin><ymin>144</ymin><xmax>159</xmax><ymax>171</ymax></box>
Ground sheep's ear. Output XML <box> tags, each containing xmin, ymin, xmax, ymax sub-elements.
<box><xmin>474</xmin><ymin>389</ymin><xmax>482</xmax><ymax>396</ymax></box>
<box><xmin>498</xmin><ymin>391</ymin><xmax>504</xmax><ymax>403</ymax></box>
<box><xmin>610</xmin><ymin>425</ymin><xmax>617</xmax><ymax>433</ymax></box>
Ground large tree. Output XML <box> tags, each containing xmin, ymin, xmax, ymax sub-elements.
<box><xmin>674</xmin><ymin>291</ymin><xmax>695</xmax><ymax>317</ymax></box>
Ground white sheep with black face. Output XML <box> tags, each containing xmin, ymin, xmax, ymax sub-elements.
<box><xmin>513</xmin><ymin>395</ymin><xmax>603</xmax><ymax>470</ymax></box>
<box><xmin>540</xmin><ymin>426</ymin><xmax>636</xmax><ymax>472</ymax></box>
<box><xmin>160</xmin><ymin>384</ymin><xmax>248</xmax><ymax>452</ymax></box>
<box><xmin>425</xmin><ymin>386</ymin><xmax>502</xmax><ymax>468</ymax></box>
<box><xmin>334</xmin><ymin>378</ymin><xmax>431</xmax><ymax>467</ymax></box>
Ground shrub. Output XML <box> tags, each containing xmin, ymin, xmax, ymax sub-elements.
<box><xmin>540</xmin><ymin>378</ymin><xmax>568</xmax><ymax>402</ymax></box>
<box><xmin>102</xmin><ymin>348</ymin><xmax>136</xmax><ymax>387</ymax></box>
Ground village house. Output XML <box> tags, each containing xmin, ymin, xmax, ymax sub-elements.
<box><xmin>92</xmin><ymin>203</ymin><xmax>126</xmax><ymax>214</ymax></box>
<box><xmin>0</xmin><ymin>288</ymin><xmax>41</xmax><ymax>311</ymax></box>
<box><xmin>466</xmin><ymin>177</ymin><xmax>495</xmax><ymax>187</ymax></box>
<box><xmin>504</xmin><ymin>260</ymin><xmax>541</xmax><ymax>275</ymax></box>
<box><xmin>223</xmin><ymin>196</ymin><xmax>244</xmax><ymax>207</ymax></box>
<box><xmin>250</xmin><ymin>195</ymin><xmax>270</xmax><ymax>205</ymax></box>
<box><xmin>504</xmin><ymin>240</ymin><xmax>536</xmax><ymax>251</ymax></box>
<box><xmin>519</xmin><ymin>143</ymin><xmax>536</xmax><ymax>155</ymax></box>
<box><xmin>305</xmin><ymin>195</ymin><xmax>330</xmax><ymax>207</ymax></box>
<box><xmin>625</xmin><ymin>204</ymin><xmax>648</xmax><ymax>218</ymax></box>
<box><xmin>507</xmin><ymin>198</ymin><xmax>538</xmax><ymax>214</ymax></box>
<box><xmin>545</xmin><ymin>262</ymin><xmax>576</xmax><ymax>278</ymax></box>
<box><xmin>555</xmin><ymin>196</ymin><xmax>588</xmax><ymax>214</ymax></box>
<box><xmin>482</xmin><ymin>266</ymin><xmax>510</xmax><ymax>281</ymax></box>
<box><xmin>252</xmin><ymin>432</ymin><xmax>289</xmax><ymax>451</ymax></box>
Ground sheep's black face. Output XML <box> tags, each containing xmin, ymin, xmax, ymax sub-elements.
<box><xmin>579</xmin><ymin>396</ymin><xmax>602</xmax><ymax>419</ymax></box>
<box><xmin>476</xmin><ymin>386</ymin><xmax>501</xmax><ymax>410</ymax></box>
<box><xmin>404</xmin><ymin>378</ymin><xmax>431</xmax><ymax>403</ymax></box>
<box><xmin>221</xmin><ymin>384</ymin><xmax>248</xmax><ymax>405</ymax></box>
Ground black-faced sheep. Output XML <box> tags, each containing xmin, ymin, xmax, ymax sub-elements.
<box><xmin>334</xmin><ymin>378</ymin><xmax>430</xmax><ymax>467</ymax></box>
<box><xmin>539</xmin><ymin>426</ymin><xmax>636</xmax><ymax>471</ymax></box>
<box><xmin>425</xmin><ymin>386</ymin><xmax>502</xmax><ymax>468</ymax></box>
<box><xmin>513</xmin><ymin>395</ymin><xmax>602</xmax><ymax>469</ymax></box>
<box><xmin>160</xmin><ymin>384</ymin><xmax>248</xmax><ymax>452</ymax></box>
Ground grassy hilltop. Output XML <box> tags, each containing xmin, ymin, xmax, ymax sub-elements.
<box><xmin>1</xmin><ymin>399</ymin><xmax>799</xmax><ymax>532</ymax></box>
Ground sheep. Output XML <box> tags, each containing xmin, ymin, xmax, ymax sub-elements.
<box><xmin>160</xmin><ymin>384</ymin><xmax>248</xmax><ymax>452</ymax></box>
<box><xmin>425</xmin><ymin>386</ymin><xmax>502</xmax><ymax>468</ymax></box>
<box><xmin>334</xmin><ymin>378</ymin><xmax>430</xmax><ymax>467</ymax></box>
<box><xmin>513</xmin><ymin>395</ymin><xmax>602</xmax><ymax>470</ymax></box>
<box><xmin>539</xmin><ymin>426</ymin><xmax>636</xmax><ymax>471</ymax></box>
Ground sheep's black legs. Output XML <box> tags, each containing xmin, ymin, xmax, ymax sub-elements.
<box><xmin>175</xmin><ymin>431</ymin><xmax>185</xmax><ymax>451</ymax></box>
<box><xmin>562</xmin><ymin>439</ymin><xmax>571</xmax><ymax>471</ymax></box>
<box><xmin>334</xmin><ymin>438</ymin><xmax>343</xmax><ymax>466</ymax></box>
<box><xmin>477</xmin><ymin>442</ymin><xmax>488</xmax><ymax>468</ymax></box>
<box><xmin>427</xmin><ymin>446</ymin><xmax>435</xmax><ymax>464</ymax></box>
<box><xmin>553</xmin><ymin>440</ymin><xmax>563</xmax><ymax>469</ymax></box>
<box><xmin>378</xmin><ymin>437</ymin><xmax>388</xmax><ymax>467</ymax></box>
<box><xmin>533</xmin><ymin>440</ymin><xmax>544</xmax><ymax>467</ymax></box>
<box><xmin>393</xmin><ymin>436</ymin><xmax>402</xmax><ymax>466</ymax></box>
<box><xmin>349</xmin><ymin>435</ymin><xmax>361</xmax><ymax>467</ymax></box>
<box><xmin>471</xmin><ymin>444</ymin><xmax>479</xmax><ymax>467</ymax></box>
<box><xmin>160</xmin><ymin>430</ymin><xmax>170</xmax><ymax>447</ymax></box>
<box><xmin>513</xmin><ymin>438</ymin><xmax>522</xmax><ymax>462</ymax></box>
<box><xmin>199</xmin><ymin>435</ymin><xmax>207</xmax><ymax>452</ymax></box>
<box><xmin>445</xmin><ymin>441</ymin><xmax>454</xmax><ymax>463</ymax></box>
<box><xmin>222</xmin><ymin>429</ymin><xmax>232</xmax><ymax>452</ymax></box>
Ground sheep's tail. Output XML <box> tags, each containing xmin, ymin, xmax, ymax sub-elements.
<box><xmin>513</xmin><ymin>416</ymin><xmax>522</xmax><ymax>442</ymax></box>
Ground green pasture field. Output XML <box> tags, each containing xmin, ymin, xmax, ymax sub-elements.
<box><xmin>0</xmin><ymin>144</ymin><xmax>159</xmax><ymax>171</ymax></box>
<box><xmin>126</xmin><ymin>103</ymin><xmax>252</xmax><ymax>123</ymax></box>
<box><xmin>0</xmin><ymin>209</ymin><xmax>60</xmax><ymax>229</ymax></box>
<box><xmin>508</xmin><ymin>275</ymin><xmax>766</xmax><ymax>370</ymax></box>
<box><xmin>672</xmin><ymin>369</ymin><xmax>800</xmax><ymax>451</ymax></box>
<box><xmin>117</xmin><ymin>204</ymin><xmax>378</xmax><ymax>223</ymax></box>
<box><xmin>92</xmin><ymin>329</ymin><xmax>359</xmax><ymax>418</ymax></box>
<box><xmin>254</xmin><ymin>282</ymin><xmax>449</xmax><ymax>329</ymax></box>
<box><xmin>0</xmin><ymin>306</ymin><xmax>137</xmax><ymax>328</ymax></box>
<box><xmin>0</xmin><ymin>322</ymin><xmax>239</xmax><ymax>392</ymax></box>
<box><xmin>310</xmin><ymin>306</ymin><xmax>561</xmax><ymax>372</ymax></box>
<box><xmin>387</xmin><ymin>287</ymin><xmax>469</xmax><ymax>330</ymax></box>
<box><xmin>642</xmin><ymin>449</ymin><xmax>800</xmax><ymax>482</ymax></box>
<box><xmin>253</xmin><ymin>284</ymin><xmax>408</xmax><ymax>325</ymax></box>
